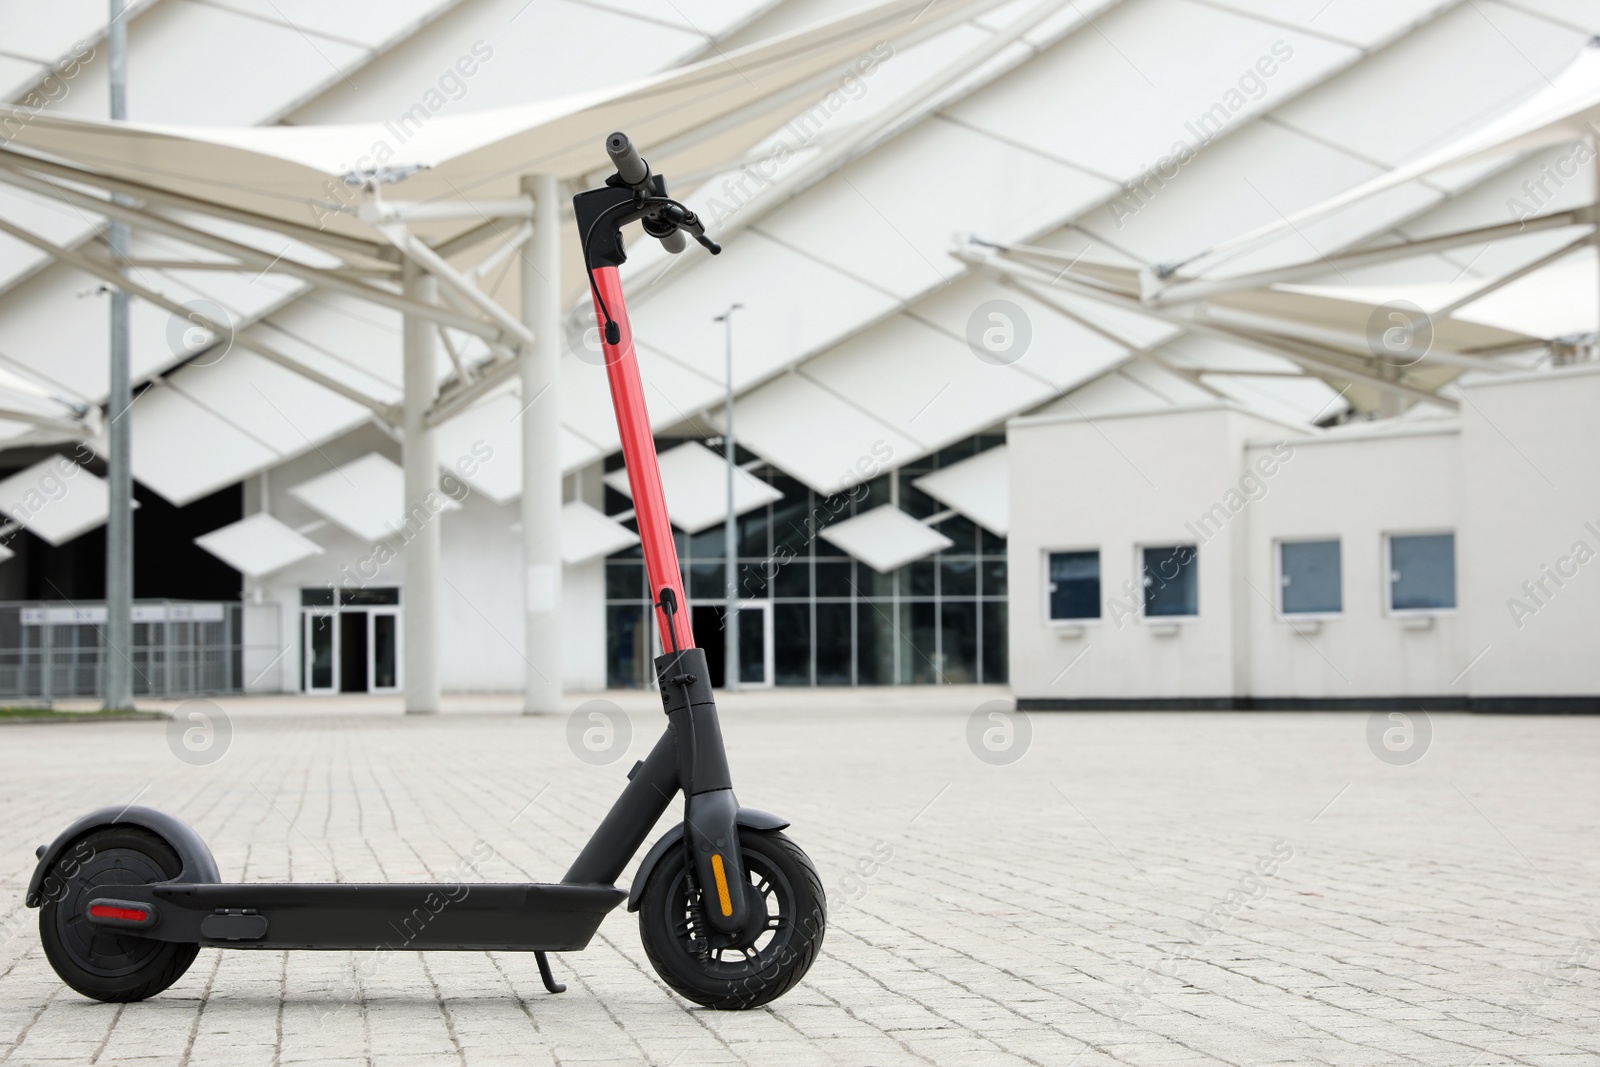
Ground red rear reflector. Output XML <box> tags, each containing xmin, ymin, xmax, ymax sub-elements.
<box><xmin>89</xmin><ymin>905</ymin><xmax>148</xmax><ymax>922</ymax></box>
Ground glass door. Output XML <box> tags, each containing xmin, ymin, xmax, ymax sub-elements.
<box><xmin>303</xmin><ymin>610</ymin><xmax>337</xmax><ymax>693</ymax></box>
<box><xmin>369</xmin><ymin>609</ymin><xmax>401</xmax><ymax>693</ymax></box>
<box><xmin>735</xmin><ymin>601</ymin><xmax>773</xmax><ymax>689</ymax></box>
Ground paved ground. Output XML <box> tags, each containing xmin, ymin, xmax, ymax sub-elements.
<box><xmin>1</xmin><ymin>689</ymin><xmax>1596</xmax><ymax>1066</ymax></box>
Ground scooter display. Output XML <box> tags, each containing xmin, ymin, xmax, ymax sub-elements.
<box><xmin>25</xmin><ymin>132</ymin><xmax>825</xmax><ymax>1011</ymax></box>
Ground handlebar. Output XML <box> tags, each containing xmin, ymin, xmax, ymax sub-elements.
<box><xmin>605</xmin><ymin>131</ymin><xmax>706</xmax><ymax>256</ymax></box>
<box><xmin>606</xmin><ymin>131</ymin><xmax>649</xmax><ymax>189</ymax></box>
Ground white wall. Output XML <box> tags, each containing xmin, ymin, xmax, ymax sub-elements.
<box><xmin>1459</xmin><ymin>363</ymin><xmax>1600</xmax><ymax>700</ymax></box>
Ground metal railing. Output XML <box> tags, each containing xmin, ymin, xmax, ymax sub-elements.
<box><xmin>0</xmin><ymin>600</ymin><xmax>244</xmax><ymax>702</ymax></box>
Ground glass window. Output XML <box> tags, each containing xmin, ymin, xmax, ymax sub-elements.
<box><xmin>815</xmin><ymin>561</ymin><xmax>853</xmax><ymax>598</ymax></box>
<box><xmin>815</xmin><ymin>603</ymin><xmax>852</xmax><ymax>684</ymax></box>
<box><xmin>856</xmin><ymin>601</ymin><xmax>896</xmax><ymax>685</ymax></box>
<box><xmin>1143</xmin><ymin>545</ymin><xmax>1198</xmax><ymax>617</ymax></box>
<box><xmin>689</xmin><ymin>562</ymin><xmax>725</xmax><ymax>600</ymax></box>
<box><xmin>689</xmin><ymin>525</ymin><xmax>725</xmax><ymax>560</ymax></box>
<box><xmin>774</xmin><ymin>603</ymin><xmax>811</xmax><ymax>685</ymax></box>
<box><xmin>300</xmin><ymin>587</ymin><xmax>334</xmax><ymax>607</ymax></box>
<box><xmin>940</xmin><ymin>559</ymin><xmax>977</xmax><ymax>597</ymax></box>
<box><xmin>905</xmin><ymin>601</ymin><xmax>937</xmax><ymax>684</ymax></box>
<box><xmin>773</xmin><ymin>559</ymin><xmax>810</xmax><ymax>599</ymax></box>
<box><xmin>940</xmin><ymin>601</ymin><xmax>978</xmax><ymax>684</ymax></box>
<box><xmin>1390</xmin><ymin>533</ymin><xmax>1455</xmax><ymax>611</ymax></box>
<box><xmin>737</xmin><ymin>562</ymin><xmax>772</xmax><ymax>599</ymax></box>
<box><xmin>983</xmin><ymin>559</ymin><xmax>1007</xmax><ymax>597</ymax></box>
<box><xmin>341</xmin><ymin>586</ymin><xmax>399</xmax><ymax>606</ymax></box>
<box><xmin>606</xmin><ymin>604</ymin><xmax>649</xmax><ymax>688</ymax></box>
<box><xmin>937</xmin><ymin>516</ymin><xmax>977</xmax><ymax>555</ymax></box>
<box><xmin>1280</xmin><ymin>540</ymin><xmax>1341</xmax><ymax>615</ymax></box>
<box><xmin>982</xmin><ymin>601</ymin><xmax>1008</xmax><ymax>684</ymax></box>
<box><xmin>606</xmin><ymin>561</ymin><xmax>644</xmax><ymax>601</ymax></box>
<box><xmin>1047</xmin><ymin>551</ymin><xmax>1100</xmax><ymax>620</ymax></box>
<box><xmin>738</xmin><ymin>508</ymin><xmax>769</xmax><ymax>558</ymax></box>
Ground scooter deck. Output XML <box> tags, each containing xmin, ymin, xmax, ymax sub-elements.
<box><xmin>89</xmin><ymin>880</ymin><xmax>626</xmax><ymax>952</ymax></box>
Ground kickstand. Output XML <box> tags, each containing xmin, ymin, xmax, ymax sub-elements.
<box><xmin>535</xmin><ymin>951</ymin><xmax>566</xmax><ymax>994</ymax></box>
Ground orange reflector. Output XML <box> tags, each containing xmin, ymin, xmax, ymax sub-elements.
<box><xmin>710</xmin><ymin>854</ymin><xmax>734</xmax><ymax>917</ymax></box>
<box><xmin>89</xmin><ymin>904</ymin><xmax>148</xmax><ymax>923</ymax></box>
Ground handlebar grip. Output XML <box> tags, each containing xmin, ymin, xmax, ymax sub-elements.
<box><xmin>659</xmin><ymin>230</ymin><xmax>687</xmax><ymax>255</ymax></box>
<box><xmin>606</xmin><ymin>131</ymin><xmax>649</xmax><ymax>187</ymax></box>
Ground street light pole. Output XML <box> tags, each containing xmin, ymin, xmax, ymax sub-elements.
<box><xmin>103</xmin><ymin>0</ymin><xmax>133</xmax><ymax>711</ymax></box>
<box><xmin>715</xmin><ymin>304</ymin><xmax>743</xmax><ymax>690</ymax></box>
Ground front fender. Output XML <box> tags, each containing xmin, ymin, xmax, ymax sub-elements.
<box><xmin>625</xmin><ymin>807</ymin><xmax>789</xmax><ymax>912</ymax></box>
<box><xmin>26</xmin><ymin>805</ymin><xmax>220</xmax><ymax>907</ymax></box>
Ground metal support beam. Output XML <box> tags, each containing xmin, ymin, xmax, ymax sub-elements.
<box><xmin>377</xmin><ymin>221</ymin><xmax>536</xmax><ymax>349</ymax></box>
<box><xmin>967</xmin><ymin>246</ymin><xmax>1459</xmax><ymax>410</ymax></box>
<box><xmin>402</xmin><ymin>261</ymin><xmax>441</xmax><ymax>714</ymax></box>
<box><xmin>0</xmin><ymin>212</ymin><xmax>399</xmax><ymax>422</ymax></box>
<box><xmin>1145</xmin><ymin>207</ymin><xmax>1593</xmax><ymax>307</ymax></box>
<box><xmin>521</xmin><ymin>174</ymin><xmax>562</xmax><ymax>713</ymax></box>
<box><xmin>360</xmin><ymin>198</ymin><xmax>534</xmax><ymax>223</ymax></box>
<box><xmin>0</xmin><ymin>167</ymin><xmax>504</xmax><ymax>342</ymax></box>
<box><xmin>103</xmin><ymin>0</ymin><xmax>133</xmax><ymax>712</ymax></box>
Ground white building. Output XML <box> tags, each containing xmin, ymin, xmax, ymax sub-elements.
<box><xmin>1009</xmin><ymin>363</ymin><xmax>1600</xmax><ymax>710</ymax></box>
<box><xmin>0</xmin><ymin>0</ymin><xmax>1597</xmax><ymax>708</ymax></box>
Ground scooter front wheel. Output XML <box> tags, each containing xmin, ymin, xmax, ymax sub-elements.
<box><xmin>638</xmin><ymin>829</ymin><xmax>824</xmax><ymax>1009</ymax></box>
<box><xmin>38</xmin><ymin>826</ymin><xmax>199</xmax><ymax>1002</ymax></box>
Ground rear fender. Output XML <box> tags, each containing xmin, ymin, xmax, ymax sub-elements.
<box><xmin>26</xmin><ymin>806</ymin><xmax>220</xmax><ymax>907</ymax></box>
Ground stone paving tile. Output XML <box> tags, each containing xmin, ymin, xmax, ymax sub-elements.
<box><xmin>0</xmin><ymin>697</ymin><xmax>1596</xmax><ymax>1065</ymax></box>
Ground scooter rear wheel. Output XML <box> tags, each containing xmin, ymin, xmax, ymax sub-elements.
<box><xmin>38</xmin><ymin>826</ymin><xmax>199</xmax><ymax>1002</ymax></box>
<box><xmin>638</xmin><ymin>828</ymin><xmax>825</xmax><ymax>1009</ymax></box>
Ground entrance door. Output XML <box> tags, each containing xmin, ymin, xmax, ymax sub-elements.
<box><xmin>339</xmin><ymin>612</ymin><xmax>368</xmax><ymax>693</ymax></box>
<box><xmin>304</xmin><ymin>611</ymin><xmax>337</xmax><ymax>693</ymax></box>
<box><xmin>688</xmin><ymin>602</ymin><xmax>773</xmax><ymax>689</ymax></box>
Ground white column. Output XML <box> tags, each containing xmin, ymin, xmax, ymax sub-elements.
<box><xmin>403</xmin><ymin>260</ymin><xmax>441</xmax><ymax>714</ymax></box>
<box><xmin>521</xmin><ymin>174</ymin><xmax>562</xmax><ymax>712</ymax></box>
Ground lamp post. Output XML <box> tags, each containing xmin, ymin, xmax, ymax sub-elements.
<box><xmin>715</xmin><ymin>304</ymin><xmax>743</xmax><ymax>689</ymax></box>
<box><xmin>103</xmin><ymin>0</ymin><xmax>133</xmax><ymax>710</ymax></box>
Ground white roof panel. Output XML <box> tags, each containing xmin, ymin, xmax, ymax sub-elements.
<box><xmin>819</xmin><ymin>505</ymin><xmax>953</xmax><ymax>573</ymax></box>
<box><xmin>756</xmin><ymin>116</ymin><xmax>1116</xmax><ymax>300</ymax></box>
<box><xmin>729</xmin><ymin>373</ymin><xmax>920</xmax><ymax>496</ymax></box>
<box><xmin>289</xmin><ymin>451</ymin><xmax>459</xmax><ymax>543</ymax></box>
<box><xmin>434</xmin><ymin>389</ymin><xmax>606</xmax><ymax>505</ymax></box>
<box><xmin>604</xmin><ymin>441</ymin><xmax>782</xmax><ymax>534</ymax></box>
<box><xmin>1200</xmin><ymin>0</ymin><xmax>1454</xmax><ymax>49</ymax></box>
<box><xmin>945</xmin><ymin>0</ymin><xmax>1356</xmax><ymax>180</ymax></box>
<box><xmin>193</xmin><ymin>512</ymin><xmax>324</xmax><ymax>578</ymax></box>
<box><xmin>798</xmin><ymin>314</ymin><xmax>1053</xmax><ymax>451</ymax></box>
<box><xmin>1271</xmin><ymin>5</ymin><xmax>1584</xmax><ymax>170</ymax></box>
<box><xmin>0</xmin><ymin>457</ymin><xmax>131</xmax><ymax>546</ymax></box>
<box><xmin>129</xmin><ymin>385</ymin><xmax>279</xmax><ymax>506</ymax></box>
<box><xmin>628</xmin><ymin>231</ymin><xmax>903</xmax><ymax>389</ymax></box>
<box><xmin>913</xmin><ymin>446</ymin><xmax>1009</xmax><ymax>536</ymax></box>
<box><xmin>165</xmin><ymin>349</ymin><xmax>370</xmax><ymax>458</ymax></box>
<box><xmin>562</xmin><ymin>501</ymin><xmax>640</xmax><ymax>565</ymax></box>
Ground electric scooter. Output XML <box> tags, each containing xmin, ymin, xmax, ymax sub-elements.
<box><xmin>25</xmin><ymin>133</ymin><xmax>825</xmax><ymax>1010</ymax></box>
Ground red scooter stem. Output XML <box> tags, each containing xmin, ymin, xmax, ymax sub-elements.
<box><xmin>590</xmin><ymin>265</ymin><xmax>694</xmax><ymax>652</ymax></box>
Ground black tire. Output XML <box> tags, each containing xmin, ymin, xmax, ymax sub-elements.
<box><xmin>638</xmin><ymin>829</ymin><xmax>825</xmax><ymax>1010</ymax></box>
<box><xmin>38</xmin><ymin>827</ymin><xmax>199</xmax><ymax>1003</ymax></box>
